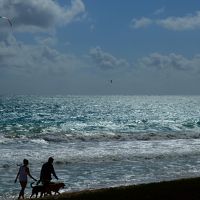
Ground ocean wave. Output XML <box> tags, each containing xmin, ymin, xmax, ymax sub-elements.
<box><xmin>1</xmin><ymin>151</ymin><xmax>200</xmax><ymax>169</ymax></box>
<box><xmin>51</xmin><ymin>151</ymin><xmax>200</xmax><ymax>165</ymax></box>
<box><xmin>2</xmin><ymin>136</ymin><xmax>200</xmax><ymax>168</ymax></box>
<box><xmin>41</xmin><ymin>132</ymin><xmax>200</xmax><ymax>142</ymax></box>
<box><xmin>30</xmin><ymin>139</ymin><xmax>49</xmax><ymax>145</ymax></box>
<box><xmin>2</xmin><ymin>131</ymin><xmax>200</xmax><ymax>143</ymax></box>
<box><xmin>0</xmin><ymin>136</ymin><xmax>14</xmax><ymax>144</ymax></box>
<box><xmin>36</xmin><ymin>131</ymin><xmax>200</xmax><ymax>142</ymax></box>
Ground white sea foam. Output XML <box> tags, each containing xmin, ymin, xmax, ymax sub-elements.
<box><xmin>0</xmin><ymin>136</ymin><xmax>13</xmax><ymax>144</ymax></box>
<box><xmin>1</xmin><ymin>138</ymin><xmax>200</xmax><ymax>165</ymax></box>
<box><xmin>30</xmin><ymin>139</ymin><xmax>49</xmax><ymax>145</ymax></box>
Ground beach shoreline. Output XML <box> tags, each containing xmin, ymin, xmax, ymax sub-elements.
<box><xmin>28</xmin><ymin>176</ymin><xmax>200</xmax><ymax>200</ymax></box>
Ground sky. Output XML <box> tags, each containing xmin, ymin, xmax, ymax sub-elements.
<box><xmin>0</xmin><ymin>0</ymin><xmax>200</xmax><ymax>95</ymax></box>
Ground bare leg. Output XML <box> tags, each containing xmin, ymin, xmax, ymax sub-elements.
<box><xmin>18</xmin><ymin>182</ymin><xmax>27</xmax><ymax>199</ymax></box>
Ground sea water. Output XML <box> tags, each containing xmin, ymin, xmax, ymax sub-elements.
<box><xmin>1</xmin><ymin>95</ymin><xmax>200</xmax><ymax>199</ymax></box>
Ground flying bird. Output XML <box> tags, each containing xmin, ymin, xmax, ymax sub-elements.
<box><xmin>0</xmin><ymin>16</ymin><xmax>12</xmax><ymax>27</ymax></box>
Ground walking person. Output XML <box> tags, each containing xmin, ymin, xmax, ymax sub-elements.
<box><xmin>38</xmin><ymin>157</ymin><xmax>58</xmax><ymax>186</ymax></box>
<box><xmin>15</xmin><ymin>159</ymin><xmax>37</xmax><ymax>199</ymax></box>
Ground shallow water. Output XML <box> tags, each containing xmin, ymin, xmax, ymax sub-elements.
<box><xmin>1</xmin><ymin>95</ymin><xmax>200</xmax><ymax>199</ymax></box>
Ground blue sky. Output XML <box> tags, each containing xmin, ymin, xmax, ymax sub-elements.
<box><xmin>0</xmin><ymin>0</ymin><xmax>200</xmax><ymax>95</ymax></box>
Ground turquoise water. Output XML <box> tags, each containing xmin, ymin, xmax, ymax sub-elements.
<box><xmin>1</xmin><ymin>95</ymin><xmax>200</xmax><ymax>199</ymax></box>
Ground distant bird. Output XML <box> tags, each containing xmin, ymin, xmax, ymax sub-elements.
<box><xmin>110</xmin><ymin>80</ymin><xmax>112</xmax><ymax>84</ymax></box>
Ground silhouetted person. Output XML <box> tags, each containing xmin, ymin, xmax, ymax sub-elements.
<box><xmin>38</xmin><ymin>157</ymin><xmax>58</xmax><ymax>186</ymax></box>
<box><xmin>15</xmin><ymin>159</ymin><xmax>37</xmax><ymax>199</ymax></box>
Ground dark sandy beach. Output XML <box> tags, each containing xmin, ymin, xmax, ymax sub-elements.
<box><xmin>29</xmin><ymin>177</ymin><xmax>200</xmax><ymax>200</ymax></box>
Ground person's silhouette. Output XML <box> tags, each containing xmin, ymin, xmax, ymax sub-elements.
<box><xmin>38</xmin><ymin>157</ymin><xmax>58</xmax><ymax>186</ymax></box>
<box><xmin>15</xmin><ymin>159</ymin><xmax>37</xmax><ymax>199</ymax></box>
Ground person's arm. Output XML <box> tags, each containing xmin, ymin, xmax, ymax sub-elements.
<box><xmin>26</xmin><ymin>167</ymin><xmax>37</xmax><ymax>181</ymax></box>
<box><xmin>51</xmin><ymin>165</ymin><xmax>58</xmax><ymax>180</ymax></box>
<box><xmin>15</xmin><ymin>169</ymin><xmax>19</xmax><ymax>183</ymax></box>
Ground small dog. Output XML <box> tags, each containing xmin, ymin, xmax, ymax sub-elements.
<box><xmin>30</xmin><ymin>182</ymin><xmax>45</xmax><ymax>198</ymax></box>
<box><xmin>30</xmin><ymin>182</ymin><xmax>65</xmax><ymax>198</ymax></box>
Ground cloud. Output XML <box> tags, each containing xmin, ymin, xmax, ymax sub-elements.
<box><xmin>131</xmin><ymin>11</ymin><xmax>200</xmax><ymax>31</ymax></box>
<box><xmin>157</xmin><ymin>11</ymin><xmax>200</xmax><ymax>31</ymax></box>
<box><xmin>35</xmin><ymin>36</ymin><xmax>58</xmax><ymax>47</ymax></box>
<box><xmin>0</xmin><ymin>0</ymin><xmax>86</xmax><ymax>32</ymax></box>
<box><xmin>1</xmin><ymin>35</ymin><xmax>200</xmax><ymax>94</ymax></box>
<box><xmin>89</xmin><ymin>47</ymin><xmax>129</xmax><ymax>70</ymax></box>
<box><xmin>0</xmin><ymin>34</ymin><xmax>83</xmax><ymax>77</ymax></box>
<box><xmin>138</xmin><ymin>53</ymin><xmax>199</xmax><ymax>72</ymax></box>
<box><xmin>154</xmin><ymin>7</ymin><xmax>165</xmax><ymax>15</ymax></box>
<box><xmin>130</xmin><ymin>17</ymin><xmax>152</xmax><ymax>29</ymax></box>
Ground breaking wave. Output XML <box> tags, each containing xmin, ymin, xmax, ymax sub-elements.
<box><xmin>2</xmin><ymin>130</ymin><xmax>200</xmax><ymax>144</ymax></box>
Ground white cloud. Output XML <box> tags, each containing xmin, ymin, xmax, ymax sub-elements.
<box><xmin>138</xmin><ymin>53</ymin><xmax>199</xmax><ymax>72</ymax></box>
<box><xmin>89</xmin><ymin>47</ymin><xmax>129</xmax><ymax>70</ymax></box>
<box><xmin>0</xmin><ymin>34</ymin><xmax>83</xmax><ymax>77</ymax></box>
<box><xmin>131</xmin><ymin>11</ymin><xmax>200</xmax><ymax>31</ymax></box>
<box><xmin>154</xmin><ymin>7</ymin><xmax>165</xmax><ymax>15</ymax></box>
<box><xmin>130</xmin><ymin>17</ymin><xmax>152</xmax><ymax>29</ymax></box>
<box><xmin>157</xmin><ymin>11</ymin><xmax>200</xmax><ymax>31</ymax></box>
<box><xmin>36</xmin><ymin>36</ymin><xmax>57</xmax><ymax>46</ymax></box>
<box><xmin>0</xmin><ymin>0</ymin><xmax>86</xmax><ymax>32</ymax></box>
<box><xmin>1</xmin><ymin>36</ymin><xmax>200</xmax><ymax>94</ymax></box>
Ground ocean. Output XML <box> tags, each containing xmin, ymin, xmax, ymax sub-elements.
<box><xmin>1</xmin><ymin>95</ymin><xmax>200</xmax><ymax>199</ymax></box>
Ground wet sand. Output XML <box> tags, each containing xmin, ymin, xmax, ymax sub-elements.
<box><xmin>29</xmin><ymin>177</ymin><xmax>200</xmax><ymax>200</ymax></box>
